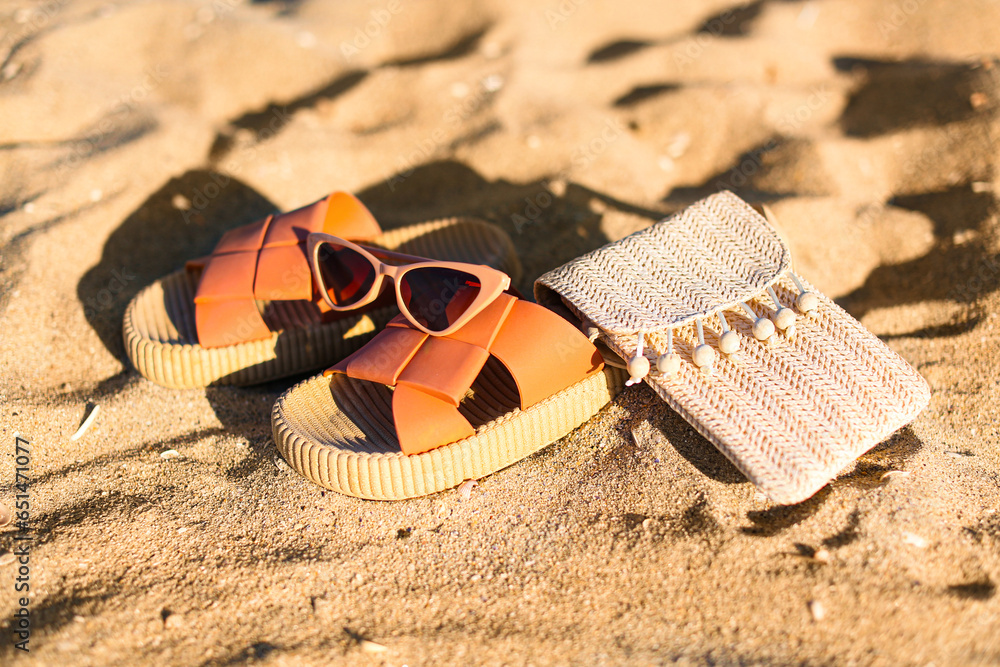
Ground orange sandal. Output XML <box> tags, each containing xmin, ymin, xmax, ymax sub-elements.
<box><xmin>123</xmin><ymin>192</ymin><xmax>520</xmax><ymax>388</ymax></box>
<box><xmin>271</xmin><ymin>291</ymin><xmax>626</xmax><ymax>499</ymax></box>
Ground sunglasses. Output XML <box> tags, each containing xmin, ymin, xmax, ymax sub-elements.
<box><xmin>307</xmin><ymin>232</ymin><xmax>512</xmax><ymax>336</ymax></box>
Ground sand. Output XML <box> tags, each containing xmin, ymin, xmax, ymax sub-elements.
<box><xmin>1</xmin><ymin>0</ymin><xmax>999</xmax><ymax>664</ymax></box>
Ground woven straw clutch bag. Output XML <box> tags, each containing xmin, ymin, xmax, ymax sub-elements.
<box><xmin>535</xmin><ymin>191</ymin><xmax>930</xmax><ymax>504</ymax></box>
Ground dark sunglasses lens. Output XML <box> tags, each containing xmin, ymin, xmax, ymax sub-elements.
<box><xmin>399</xmin><ymin>267</ymin><xmax>482</xmax><ymax>332</ymax></box>
<box><xmin>315</xmin><ymin>241</ymin><xmax>377</xmax><ymax>307</ymax></box>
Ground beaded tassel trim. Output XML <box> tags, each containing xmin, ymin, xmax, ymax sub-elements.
<box><xmin>624</xmin><ymin>270</ymin><xmax>818</xmax><ymax>384</ymax></box>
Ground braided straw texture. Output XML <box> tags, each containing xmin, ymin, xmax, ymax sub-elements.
<box><xmin>124</xmin><ymin>218</ymin><xmax>521</xmax><ymax>389</ymax></box>
<box><xmin>272</xmin><ymin>365</ymin><xmax>627</xmax><ymax>500</ymax></box>
<box><xmin>535</xmin><ymin>192</ymin><xmax>930</xmax><ymax>504</ymax></box>
<box><xmin>535</xmin><ymin>191</ymin><xmax>790</xmax><ymax>334</ymax></box>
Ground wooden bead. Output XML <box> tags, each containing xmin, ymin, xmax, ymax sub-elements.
<box><xmin>627</xmin><ymin>355</ymin><xmax>649</xmax><ymax>382</ymax></box>
<box><xmin>752</xmin><ymin>317</ymin><xmax>775</xmax><ymax>341</ymax></box>
<box><xmin>774</xmin><ymin>307</ymin><xmax>796</xmax><ymax>331</ymax></box>
<box><xmin>656</xmin><ymin>353</ymin><xmax>681</xmax><ymax>376</ymax></box>
<box><xmin>796</xmin><ymin>291</ymin><xmax>819</xmax><ymax>313</ymax></box>
<box><xmin>719</xmin><ymin>330</ymin><xmax>740</xmax><ymax>355</ymax></box>
<box><xmin>692</xmin><ymin>344</ymin><xmax>716</xmax><ymax>368</ymax></box>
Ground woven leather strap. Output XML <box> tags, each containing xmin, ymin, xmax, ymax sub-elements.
<box><xmin>188</xmin><ymin>192</ymin><xmax>382</xmax><ymax>348</ymax></box>
<box><xmin>326</xmin><ymin>293</ymin><xmax>604</xmax><ymax>455</ymax></box>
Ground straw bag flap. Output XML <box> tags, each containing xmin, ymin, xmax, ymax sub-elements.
<box><xmin>534</xmin><ymin>191</ymin><xmax>790</xmax><ymax>335</ymax></box>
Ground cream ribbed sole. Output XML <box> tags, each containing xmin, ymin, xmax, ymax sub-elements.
<box><xmin>123</xmin><ymin>218</ymin><xmax>521</xmax><ymax>389</ymax></box>
<box><xmin>272</xmin><ymin>363</ymin><xmax>627</xmax><ymax>500</ymax></box>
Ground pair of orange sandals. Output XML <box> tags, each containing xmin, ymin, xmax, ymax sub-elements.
<box><xmin>125</xmin><ymin>192</ymin><xmax>623</xmax><ymax>500</ymax></box>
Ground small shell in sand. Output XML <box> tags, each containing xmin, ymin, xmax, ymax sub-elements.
<box><xmin>359</xmin><ymin>639</ymin><xmax>388</xmax><ymax>654</ymax></box>
<box><xmin>458</xmin><ymin>480</ymin><xmax>478</xmax><ymax>501</ymax></box>
<box><xmin>70</xmin><ymin>404</ymin><xmax>100</xmax><ymax>441</ymax></box>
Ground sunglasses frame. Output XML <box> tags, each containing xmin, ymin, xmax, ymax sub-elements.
<box><xmin>307</xmin><ymin>232</ymin><xmax>511</xmax><ymax>337</ymax></box>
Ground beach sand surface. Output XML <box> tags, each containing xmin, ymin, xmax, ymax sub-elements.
<box><xmin>1</xmin><ymin>0</ymin><xmax>999</xmax><ymax>664</ymax></box>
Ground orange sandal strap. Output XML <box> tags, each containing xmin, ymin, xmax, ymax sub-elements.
<box><xmin>326</xmin><ymin>293</ymin><xmax>604</xmax><ymax>455</ymax></box>
<box><xmin>189</xmin><ymin>192</ymin><xmax>382</xmax><ymax>349</ymax></box>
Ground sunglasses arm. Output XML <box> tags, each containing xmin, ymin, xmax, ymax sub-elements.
<box><xmin>504</xmin><ymin>284</ymin><xmax>524</xmax><ymax>299</ymax></box>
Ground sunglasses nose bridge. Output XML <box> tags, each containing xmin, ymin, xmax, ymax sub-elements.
<box><xmin>378</xmin><ymin>262</ymin><xmax>405</xmax><ymax>282</ymax></box>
